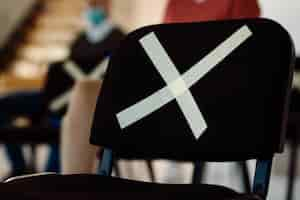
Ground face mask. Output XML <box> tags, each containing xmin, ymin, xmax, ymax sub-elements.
<box><xmin>85</xmin><ymin>7</ymin><xmax>106</xmax><ymax>26</ymax></box>
<box><xmin>84</xmin><ymin>7</ymin><xmax>113</xmax><ymax>43</ymax></box>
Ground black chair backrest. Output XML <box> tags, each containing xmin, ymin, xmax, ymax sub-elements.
<box><xmin>43</xmin><ymin>26</ymin><xmax>124</xmax><ymax>118</ymax></box>
<box><xmin>91</xmin><ymin>19</ymin><xmax>295</xmax><ymax>162</ymax></box>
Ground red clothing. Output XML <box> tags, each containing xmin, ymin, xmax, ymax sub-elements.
<box><xmin>164</xmin><ymin>0</ymin><xmax>260</xmax><ymax>23</ymax></box>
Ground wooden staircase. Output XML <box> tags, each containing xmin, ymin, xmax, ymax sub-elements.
<box><xmin>0</xmin><ymin>0</ymin><xmax>86</xmax><ymax>94</ymax></box>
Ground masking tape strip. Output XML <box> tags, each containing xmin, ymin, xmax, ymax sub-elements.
<box><xmin>64</xmin><ymin>61</ymin><xmax>86</xmax><ymax>81</ymax></box>
<box><xmin>50</xmin><ymin>89</ymin><xmax>72</xmax><ymax>112</ymax></box>
<box><xmin>89</xmin><ymin>57</ymin><xmax>109</xmax><ymax>80</ymax></box>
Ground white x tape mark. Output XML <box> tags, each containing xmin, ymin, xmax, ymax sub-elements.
<box><xmin>116</xmin><ymin>25</ymin><xmax>252</xmax><ymax>139</ymax></box>
<box><xmin>49</xmin><ymin>58</ymin><xmax>109</xmax><ymax>112</ymax></box>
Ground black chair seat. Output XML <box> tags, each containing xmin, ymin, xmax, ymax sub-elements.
<box><xmin>0</xmin><ymin>174</ymin><xmax>262</xmax><ymax>200</ymax></box>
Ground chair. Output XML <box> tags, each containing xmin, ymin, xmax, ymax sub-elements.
<box><xmin>1</xmin><ymin>18</ymin><xmax>295</xmax><ymax>200</ymax></box>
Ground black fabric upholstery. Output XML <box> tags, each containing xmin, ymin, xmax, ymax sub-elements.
<box><xmin>91</xmin><ymin>18</ymin><xmax>295</xmax><ymax>162</ymax></box>
<box><xmin>0</xmin><ymin>174</ymin><xmax>245</xmax><ymax>200</ymax></box>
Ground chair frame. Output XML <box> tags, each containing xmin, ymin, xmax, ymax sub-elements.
<box><xmin>99</xmin><ymin>149</ymin><xmax>273</xmax><ymax>198</ymax></box>
<box><xmin>94</xmin><ymin>19</ymin><xmax>295</xmax><ymax>200</ymax></box>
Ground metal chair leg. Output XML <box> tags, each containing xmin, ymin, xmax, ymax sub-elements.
<box><xmin>253</xmin><ymin>159</ymin><xmax>273</xmax><ymax>199</ymax></box>
<box><xmin>192</xmin><ymin>161</ymin><xmax>206</xmax><ymax>184</ymax></box>
<box><xmin>28</xmin><ymin>144</ymin><xmax>37</xmax><ymax>173</ymax></box>
<box><xmin>146</xmin><ymin>160</ymin><xmax>155</xmax><ymax>182</ymax></box>
<box><xmin>98</xmin><ymin>148</ymin><xmax>113</xmax><ymax>176</ymax></box>
<box><xmin>238</xmin><ymin>161</ymin><xmax>251</xmax><ymax>193</ymax></box>
<box><xmin>286</xmin><ymin>138</ymin><xmax>298</xmax><ymax>200</ymax></box>
<box><xmin>113</xmin><ymin>160</ymin><xmax>121</xmax><ymax>177</ymax></box>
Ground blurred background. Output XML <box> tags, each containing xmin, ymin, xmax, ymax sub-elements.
<box><xmin>0</xmin><ymin>0</ymin><xmax>299</xmax><ymax>199</ymax></box>
<box><xmin>0</xmin><ymin>0</ymin><xmax>299</xmax><ymax>93</ymax></box>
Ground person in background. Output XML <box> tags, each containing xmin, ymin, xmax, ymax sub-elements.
<box><xmin>29</xmin><ymin>0</ymin><xmax>113</xmax><ymax>175</ymax></box>
<box><xmin>88</xmin><ymin>0</ymin><xmax>109</xmax><ymax>12</ymax></box>
<box><xmin>164</xmin><ymin>0</ymin><xmax>260</xmax><ymax>23</ymax></box>
<box><xmin>84</xmin><ymin>0</ymin><xmax>110</xmax><ymax>43</ymax></box>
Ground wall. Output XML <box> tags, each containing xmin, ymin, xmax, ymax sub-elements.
<box><xmin>111</xmin><ymin>0</ymin><xmax>167</xmax><ymax>32</ymax></box>
<box><xmin>260</xmin><ymin>0</ymin><xmax>300</xmax><ymax>54</ymax></box>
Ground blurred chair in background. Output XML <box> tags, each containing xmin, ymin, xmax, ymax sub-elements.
<box><xmin>0</xmin><ymin>0</ymin><xmax>118</xmax><ymax>178</ymax></box>
<box><xmin>0</xmin><ymin>0</ymin><xmax>83</xmax><ymax>178</ymax></box>
<box><xmin>0</xmin><ymin>90</ymin><xmax>44</xmax><ymax>177</ymax></box>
